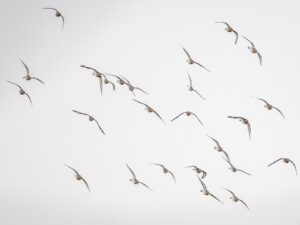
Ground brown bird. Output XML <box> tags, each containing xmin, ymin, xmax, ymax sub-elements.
<box><xmin>185</xmin><ymin>165</ymin><xmax>207</xmax><ymax>179</ymax></box>
<box><xmin>197</xmin><ymin>175</ymin><xmax>223</xmax><ymax>203</ymax></box>
<box><xmin>207</xmin><ymin>135</ymin><xmax>230</xmax><ymax>161</ymax></box>
<box><xmin>72</xmin><ymin>110</ymin><xmax>105</xmax><ymax>135</ymax></box>
<box><xmin>223</xmin><ymin>157</ymin><xmax>251</xmax><ymax>176</ymax></box>
<box><xmin>20</xmin><ymin>59</ymin><xmax>45</xmax><ymax>84</ymax></box>
<box><xmin>252</xmin><ymin>97</ymin><xmax>285</xmax><ymax>118</ymax></box>
<box><xmin>121</xmin><ymin>77</ymin><xmax>148</xmax><ymax>96</ymax></box>
<box><xmin>243</xmin><ymin>36</ymin><xmax>262</xmax><ymax>66</ymax></box>
<box><xmin>65</xmin><ymin>164</ymin><xmax>90</xmax><ymax>192</ymax></box>
<box><xmin>171</xmin><ymin>111</ymin><xmax>203</xmax><ymax>125</ymax></box>
<box><xmin>223</xmin><ymin>188</ymin><xmax>249</xmax><ymax>210</ymax></box>
<box><xmin>43</xmin><ymin>7</ymin><xmax>65</xmax><ymax>30</ymax></box>
<box><xmin>215</xmin><ymin>22</ymin><xmax>239</xmax><ymax>44</ymax></box>
<box><xmin>267</xmin><ymin>158</ymin><xmax>297</xmax><ymax>175</ymax></box>
<box><xmin>126</xmin><ymin>164</ymin><xmax>152</xmax><ymax>191</ymax></box>
<box><xmin>151</xmin><ymin>163</ymin><xmax>176</xmax><ymax>183</ymax></box>
<box><xmin>133</xmin><ymin>99</ymin><xmax>165</xmax><ymax>123</ymax></box>
<box><xmin>228</xmin><ymin>116</ymin><xmax>251</xmax><ymax>139</ymax></box>
<box><xmin>187</xmin><ymin>73</ymin><xmax>205</xmax><ymax>100</ymax></box>
<box><xmin>7</xmin><ymin>81</ymin><xmax>32</xmax><ymax>106</ymax></box>
<box><xmin>180</xmin><ymin>44</ymin><xmax>210</xmax><ymax>72</ymax></box>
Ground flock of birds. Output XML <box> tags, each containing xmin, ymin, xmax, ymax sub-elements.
<box><xmin>6</xmin><ymin>8</ymin><xmax>297</xmax><ymax>212</ymax></box>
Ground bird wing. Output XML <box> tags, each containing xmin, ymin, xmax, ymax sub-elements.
<box><xmin>7</xmin><ymin>80</ymin><xmax>22</xmax><ymax>89</ymax></box>
<box><xmin>193</xmin><ymin>89</ymin><xmax>206</xmax><ymax>100</ymax></box>
<box><xmin>209</xmin><ymin>193</ymin><xmax>223</xmax><ymax>204</ymax></box>
<box><xmin>227</xmin><ymin>116</ymin><xmax>242</xmax><ymax>120</ymax></box>
<box><xmin>197</xmin><ymin>175</ymin><xmax>207</xmax><ymax>192</ymax></box>
<box><xmin>185</xmin><ymin>165</ymin><xmax>197</xmax><ymax>169</ymax></box>
<box><xmin>194</xmin><ymin>61</ymin><xmax>210</xmax><ymax>72</ymax></box>
<box><xmin>81</xmin><ymin>177</ymin><xmax>90</xmax><ymax>192</ymax></box>
<box><xmin>168</xmin><ymin>171</ymin><xmax>176</xmax><ymax>183</ymax></box>
<box><xmin>237</xmin><ymin>169</ymin><xmax>252</xmax><ymax>176</ymax></box>
<box><xmin>94</xmin><ymin>119</ymin><xmax>105</xmax><ymax>135</ymax></box>
<box><xmin>19</xmin><ymin>59</ymin><xmax>29</xmax><ymax>75</ymax></box>
<box><xmin>221</xmin><ymin>150</ymin><xmax>230</xmax><ymax>161</ymax></box>
<box><xmin>206</xmin><ymin>135</ymin><xmax>221</xmax><ymax>148</ymax></box>
<box><xmin>215</xmin><ymin>21</ymin><xmax>230</xmax><ymax>26</ymax></box>
<box><xmin>171</xmin><ymin>112</ymin><xmax>186</xmax><ymax>122</ymax></box>
<box><xmin>222</xmin><ymin>156</ymin><xmax>234</xmax><ymax>168</ymax></box>
<box><xmin>72</xmin><ymin>110</ymin><xmax>89</xmax><ymax>116</ymax></box>
<box><xmin>61</xmin><ymin>14</ymin><xmax>65</xmax><ymax>30</ymax></box>
<box><xmin>239</xmin><ymin>198</ymin><xmax>249</xmax><ymax>210</ymax></box>
<box><xmin>247</xmin><ymin>123</ymin><xmax>251</xmax><ymax>139</ymax></box>
<box><xmin>42</xmin><ymin>7</ymin><xmax>59</xmax><ymax>13</ymax></box>
<box><xmin>267</xmin><ymin>158</ymin><xmax>283</xmax><ymax>167</ymax></box>
<box><xmin>181</xmin><ymin>45</ymin><xmax>192</xmax><ymax>61</ymax></box>
<box><xmin>126</xmin><ymin>164</ymin><xmax>136</xmax><ymax>180</ymax></box>
<box><xmin>134</xmin><ymin>86</ymin><xmax>148</xmax><ymax>95</ymax></box>
<box><xmin>24</xmin><ymin>92</ymin><xmax>33</xmax><ymax>106</ymax></box>
<box><xmin>151</xmin><ymin>163</ymin><xmax>164</xmax><ymax>168</ymax></box>
<box><xmin>289</xmin><ymin>160</ymin><xmax>298</xmax><ymax>175</ymax></box>
<box><xmin>31</xmin><ymin>77</ymin><xmax>45</xmax><ymax>85</ymax></box>
<box><xmin>232</xmin><ymin>30</ymin><xmax>239</xmax><ymax>44</ymax></box>
<box><xmin>99</xmin><ymin>77</ymin><xmax>103</xmax><ymax>95</ymax></box>
<box><xmin>242</xmin><ymin>36</ymin><xmax>255</xmax><ymax>47</ymax></box>
<box><xmin>252</xmin><ymin>97</ymin><xmax>268</xmax><ymax>105</ymax></box>
<box><xmin>133</xmin><ymin>99</ymin><xmax>148</xmax><ymax>107</ymax></box>
<box><xmin>152</xmin><ymin>109</ymin><xmax>165</xmax><ymax>124</ymax></box>
<box><xmin>191</xmin><ymin>112</ymin><xmax>204</xmax><ymax>125</ymax></box>
<box><xmin>188</xmin><ymin>73</ymin><xmax>193</xmax><ymax>86</ymax></box>
<box><xmin>257</xmin><ymin>52</ymin><xmax>262</xmax><ymax>66</ymax></box>
<box><xmin>139</xmin><ymin>181</ymin><xmax>153</xmax><ymax>191</ymax></box>
<box><xmin>65</xmin><ymin>164</ymin><xmax>80</xmax><ymax>176</ymax></box>
<box><xmin>273</xmin><ymin>106</ymin><xmax>285</xmax><ymax>119</ymax></box>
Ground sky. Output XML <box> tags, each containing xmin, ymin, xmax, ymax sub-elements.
<box><xmin>0</xmin><ymin>0</ymin><xmax>300</xmax><ymax>224</ymax></box>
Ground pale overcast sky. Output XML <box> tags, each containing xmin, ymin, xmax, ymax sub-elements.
<box><xmin>0</xmin><ymin>0</ymin><xmax>300</xmax><ymax>224</ymax></box>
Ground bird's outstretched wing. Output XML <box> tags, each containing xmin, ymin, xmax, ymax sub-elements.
<box><xmin>169</xmin><ymin>171</ymin><xmax>176</xmax><ymax>183</ymax></box>
<box><xmin>194</xmin><ymin>61</ymin><xmax>210</xmax><ymax>72</ymax></box>
<box><xmin>273</xmin><ymin>106</ymin><xmax>285</xmax><ymax>119</ymax></box>
<box><xmin>209</xmin><ymin>193</ymin><xmax>223</xmax><ymax>204</ymax></box>
<box><xmin>126</xmin><ymin>164</ymin><xmax>136</xmax><ymax>180</ymax></box>
<box><xmin>135</xmin><ymin>86</ymin><xmax>148</xmax><ymax>95</ymax></box>
<box><xmin>99</xmin><ymin>77</ymin><xmax>103</xmax><ymax>95</ymax></box>
<box><xmin>171</xmin><ymin>112</ymin><xmax>186</xmax><ymax>122</ymax></box>
<box><xmin>65</xmin><ymin>164</ymin><xmax>80</xmax><ymax>176</ymax></box>
<box><xmin>20</xmin><ymin>59</ymin><xmax>29</xmax><ymax>75</ymax></box>
<box><xmin>257</xmin><ymin>52</ymin><xmax>262</xmax><ymax>66</ymax></box>
<box><xmin>239</xmin><ymin>198</ymin><xmax>249</xmax><ymax>210</ymax></box>
<box><xmin>94</xmin><ymin>119</ymin><xmax>105</xmax><ymax>135</ymax></box>
<box><xmin>60</xmin><ymin>14</ymin><xmax>65</xmax><ymax>30</ymax></box>
<box><xmin>188</xmin><ymin>73</ymin><xmax>193</xmax><ymax>86</ymax></box>
<box><xmin>232</xmin><ymin>30</ymin><xmax>239</xmax><ymax>44</ymax></box>
<box><xmin>152</xmin><ymin>109</ymin><xmax>165</xmax><ymax>124</ymax></box>
<box><xmin>197</xmin><ymin>175</ymin><xmax>207</xmax><ymax>192</ymax></box>
<box><xmin>227</xmin><ymin>116</ymin><xmax>242</xmax><ymax>120</ymax></box>
<box><xmin>221</xmin><ymin>149</ymin><xmax>230</xmax><ymax>161</ymax></box>
<box><xmin>133</xmin><ymin>99</ymin><xmax>148</xmax><ymax>107</ymax></box>
<box><xmin>151</xmin><ymin>163</ymin><xmax>164</xmax><ymax>168</ymax></box>
<box><xmin>139</xmin><ymin>181</ymin><xmax>153</xmax><ymax>191</ymax></box>
<box><xmin>242</xmin><ymin>36</ymin><xmax>255</xmax><ymax>47</ymax></box>
<box><xmin>223</xmin><ymin>188</ymin><xmax>236</xmax><ymax>198</ymax></box>
<box><xmin>207</xmin><ymin>135</ymin><xmax>220</xmax><ymax>148</ymax></box>
<box><xmin>81</xmin><ymin>177</ymin><xmax>90</xmax><ymax>192</ymax></box>
<box><xmin>24</xmin><ymin>92</ymin><xmax>33</xmax><ymax>106</ymax></box>
<box><xmin>252</xmin><ymin>97</ymin><xmax>268</xmax><ymax>105</ymax></box>
<box><xmin>7</xmin><ymin>80</ymin><xmax>22</xmax><ymax>89</ymax></box>
<box><xmin>236</xmin><ymin>169</ymin><xmax>251</xmax><ymax>176</ymax></box>
<box><xmin>72</xmin><ymin>110</ymin><xmax>89</xmax><ymax>116</ymax></box>
<box><xmin>215</xmin><ymin>21</ymin><xmax>230</xmax><ymax>26</ymax></box>
<box><xmin>31</xmin><ymin>77</ymin><xmax>45</xmax><ymax>85</ymax></box>
<box><xmin>191</xmin><ymin>112</ymin><xmax>204</xmax><ymax>125</ymax></box>
<box><xmin>180</xmin><ymin>45</ymin><xmax>192</xmax><ymax>61</ymax></box>
<box><xmin>289</xmin><ymin>160</ymin><xmax>298</xmax><ymax>175</ymax></box>
<box><xmin>247</xmin><ymin>123</ymin><xmax>251</xmax><ymax>139</ymax></box>
<box><xmin>43</xmin><ymin>7</ymin><xmax>59</xmax><ymax>13</ymax></box>
<box><xmin>267</xmin><ymin>158</ymin><xmax>283</xmax><ymax>167</ymax></box>
<box><xmin>193</xmin><ymin>89</ymin><xmax>206</xmax><ymax>100</ymax></box>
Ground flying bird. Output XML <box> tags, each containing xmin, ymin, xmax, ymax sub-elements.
<box><xmin>223</xmin><ymin>157</ymin><xmax>251</xmax><ymax>176</ymax></box>
<box><xmin>180</xmin><ymin>45</ymin><xmax>210</xmax><ymax>72</ymax></box>
<box><xmin>187</xmin><ymin>73</ymin><xmax>205</xmax><ymax>100</ymax></box>
<box><xmin>151</xmin><ymin>163</ymin><xmax>176</xmax><ymax>183</ymax></box>
<box><xmin>122</xmin><ymin>77</ymin><xmax>148</xmax><ymax>96</ymax></box>
<box><xmin>126</xmin><ymin>164</ymin><xmax>152</xmax><ymax>191</ymax></box>
<box><xmin>215</xmin><ymin>22</ymin><xmax>239</xmax><ymax>44</ymax></box>
<box><xmin>81</xmin><ymin>65</ymin><xmax>106</xmax><ymax>95</ymax></box>
<box><xmin>223</xmin><ymin>188</ymin><xmax>249</xmax><ymax>210</ymax></box>
<box><xmin>267</xmin><ymin>158</ymin><xmax>297</xmax><ymax>175</ymax></box>
<box><xmin>197</xmin><ymin>175</ymin><xmax>223</xmax><ymax>203</ymax></box>
<box><xmin>228</xmin><ymin>116</ymin><xmax>251</xmax><ymax>139</ymax></box>
<box><xmin>72</xmin><ymin>110</ymin><xmax>105</xmax><ymax>135</ymax></box>
<box><xmin>207</xmin><ymin>135</ymin><xmax>230</xmax><ymax>161</ymax></box>
<box><xmin>185</xmin><ymin>165</ymin><xmax>207</xmax><ymax>179</ymax></box>
<box><xmin>20</xmin><ymin>59</ymin><xmax>45</xmax><ymax>84</ymax></box>
<box><xmin>65</xmin><ymin>164</ymin><xmax>90</xmax><ymax>192</ymax></box>
<box><xmin>7</xmin><ymin>81</ymin><xmax>32</xmax><ymax>106</ymax></box>
<box><xmin>171</xmin><ymin>111</ymin><xmax>203</xmax><ymax>125</ymax></box>
<box><xmin>43</xmin><ymin>7</ymin><xmax>65</xmax><ymax>30</ymax></box>
<box><xmin>243</xmin><ymin>36</ymin><xmax>262</xmax><ymax>65</ymax></box>
<box><xmin>105</xmin><ymin>73</ymin><xmax>128</xmax><ymax>86</ymax></box>
<box><xmin>252</xmin><ymin>97</ymin><xmax>285</xmax><ymax>118</ymax></box>
<box><xmin>133</xmin><ymin>99</ymin><xmax>165</xmax><ymax>123</ymax></box>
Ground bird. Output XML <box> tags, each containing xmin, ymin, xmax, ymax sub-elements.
<box><xmin>80</xmin><ymin>65</ymin><xmax>106</xmax><ymax>95</ymax></box>
<box><xmin>180</xmin><ymin>44</ymin><xmax>210</xmax><ymax>72</ymax></box>
<box><xmin>7</xmin><ymin>81</ymin><xmax>32</xmax><ymax>106</ymax></box>
<box><xmin>185</xmin><ymin>165</ymin><xmax>207</xmax><ymax>179</ymax></box>
<box><xmin>102</xmin><ymin>75</ymin><xmax>116</xmax><ymax>91</ymax></box>
<box><xmin>197</xmin><ymin>175</ymin><xmax>223</xmax><ymax>203</ymax></box>
<box><xmin>126</xmin><ymin>164</ymin><xmax>152</xmax><ymax>191</ymax></box>
<box><xmin>187</xmin><ymin>73</ymin><xmax>205</xmax><ymax>100</ymax></box>
<box><xmin>252</xmin><ymin>97</ymin><xmax>285</xmax><ymax>118</ymax></box>
<box><xmin>171</xmin><ymin>111</ymin><xmax>203</xmax><ymax>125</ymax></box>
<box><xmin>223</xmin><ymin>188</ymin><xmax>249</xmax><ymax>210</ymax></box>
<box><xmin>20</xmin><ymin>59</ymin><xmax>45</xmax><ymax>84</ymax></box>
<box><xmin>43</xmin><ymin>7</ymin><xmax>65</xmax><ymax>30</ymax></box>
<box><xmin>72</xmin><ymin>110</ymin><xmax>105</xmax><ymax>135</ymax></box>
<box><xmin>65</xmin><ymin>164</ymin><xmax>90</xmax><ymax>192</ymax></box>
<box><xmin>222</xmin><ymin>157</ymin><xmax>251</xmax><ymax>176</ymax></box>
<box><xmin>215</xmin><ymin>22</ymin><xmax>239</xmax><ymax>44</ymax></box>
<box><xmin>207</xmin><ymin>135</ymin><xmax>230</xmax><ymax>161</ymax></box>
<box><xmin>121</xmin><ymin>76</ymin><xmax>148</xmax><ymax>96</ymax></box>
<box><xmin>267</xmin><ymin>158</ymin><xmax>297</xmax><ymax>175</ymax></box>
<box><xmin>133</xmin><ymin>99</ymin><xmax>165</xmax><ymax>123</ymax></box>
<box><xmin>242</xmin><ymin>36</ymin><xmax>262</xmax><ymax>65</ymax></box>
<box><xmin>151</xmin><ymin>163</ymin><xmax>176</xmax><ymax>183</ymax></box>
<box><xmin>105</xmin><ymin>73</ymin><xmax>128</xmax><ymax>86</ymax></box>
<box><xmin>227</xmin><ymin>116</ymin><xmax>251</xmax><ymax>139</ymax></box>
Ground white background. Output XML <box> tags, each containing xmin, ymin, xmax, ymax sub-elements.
<box><xmin>0</xmin><ymin>0</ymin><xmax>299</xmax><ymax>224</ymax></box>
